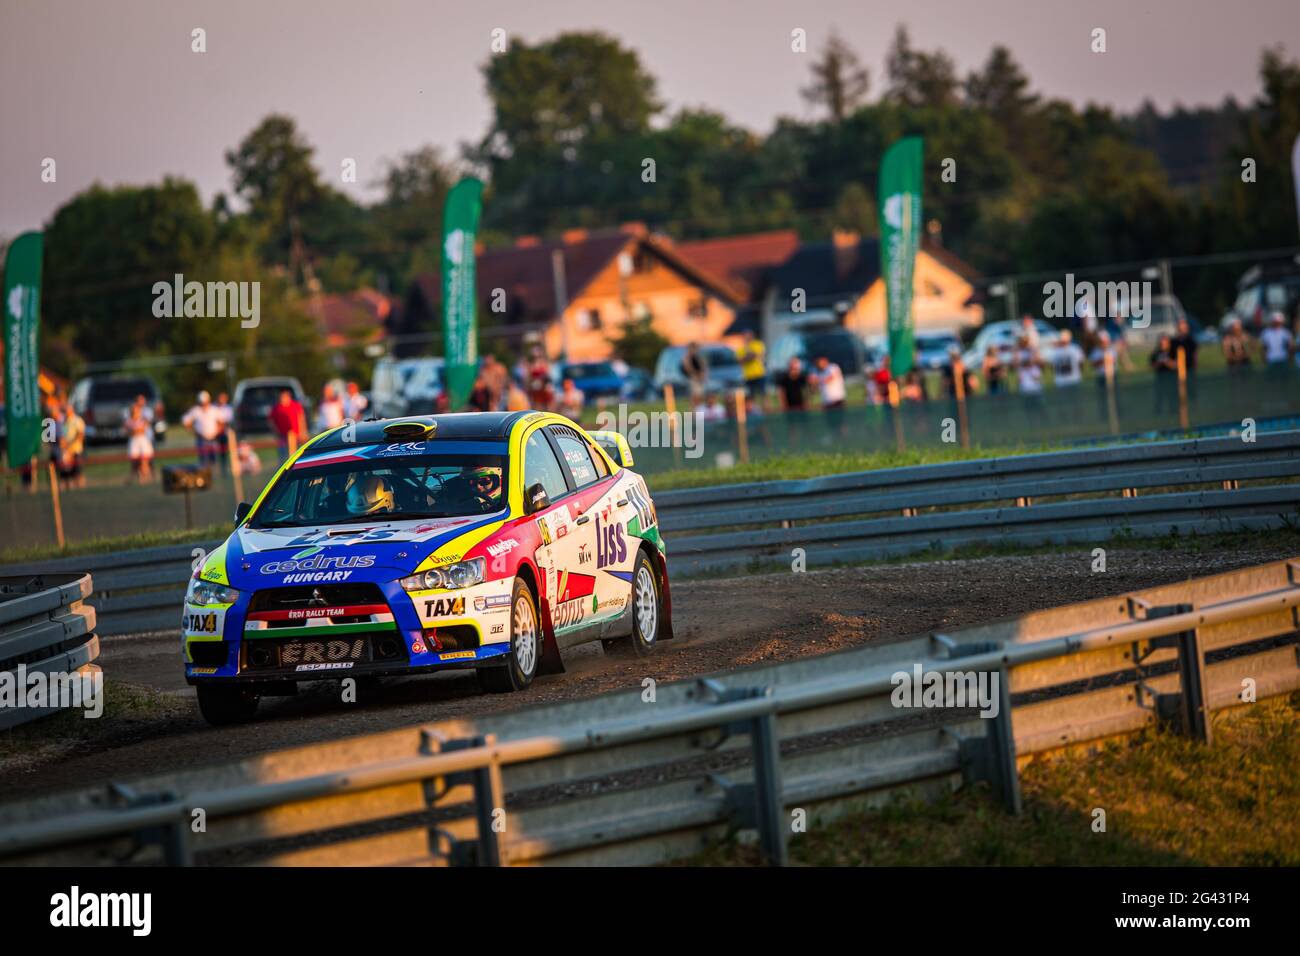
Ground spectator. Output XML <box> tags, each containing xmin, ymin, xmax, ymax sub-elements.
<box><xmin>940</xmin><ymin>350</ymin><xmax>974</xmax><ymax>400</ymax></box>
<box><xmin>524</xmin><ymin>345</ymin><xmax>554</xmax><ymax>410</ymax></box>
<box><xmin>214</xmin><ymin>391</ymin><xmax>234</xmax><ymax>470</ymax></box>
<box><xmin>1260</xmin><ymin>312</ymin><xmax>1294</xmax><ymax>374</ymax></box>
<box><xmin>468</xmin><ymin>371</ymin><xmax>494</xmax><ymax>412</ymax></box>
<box><xmin>699</xmin><ymin>390</ymin><xmax>728</xmax><ymax>423</ymax></box>
<box><xmin>481</xmin><ymin>355</ymin><xmax>508</xmax><ymax>411</ymax></box>
<box><xmin>236</xmin><ymin>441</ymin><xmax>263</xmax><ymax>476</ymax></box>
<box><xmin>557</xmin><ymin>378</ymin><xmax>585</xmax><ymax>420</ymax></box>
<box><xmin>1222</xmin><ymin>319</ymin><xmax>1251</xmax><ymax>374</ymax></box>
<box><xmin>57</xmin><ymin>400</ymin><xmax>86</xmax><ymax>489</ymax></box>
<box><xmin>870</xmin><ymin>355</ymin><xmax>892</xmax><ymax>404</ymax></box>
<box><xmin>680</xmin><ymin>342</ymin><xmax>709</xmax><ymax>407</ymax></box>
<box><xmin>1171</xmin><ymin>318</ymin><xmax>1199</xmax><ymax>404</ymax></box>
<box><xmin>125</xmin><ymin>393</ymin><xmax>155</xmax><ymax>483</ymax></box>
<box><xmin>812</xmin><ymin>355</ymin><xmax>846</xmax><ymax>410</ymax></box>
<box><xmin>315</xmin><ymin>383</ymin><xmax>346</xmax><ymax>432</ymax></box>
<box><xmin>902</xmin><ymin>368</ymin><xmax>927</xmax><ymax>402</ymax></box>
<box><xmin>1019</xmin><ymin>314</ymin><xmax>1040</xmax><ymax>351</ymax></box>
<box><xmin>504</xmin><ymin>379</ymin><xmax>530</xmax><ymax>412</ymax></box>
<box><xmin>1014</xmin><ymin>335</ymin><xmax>1045</xmax><ymax>419</ymax></box>
<box><xmin>343</xmin><ymin>381</ymin><xmax>369</xmax><ymax>420</ymax></box>
<box><xmin>775</xmin><ymin>357</ymin><xmax>809</xmax><ymax>412</ymax></box>
<box><xmin>1051</xmin><ymin>330</ymin><xmax>1085</xmax><ymax>388</ymax></box>
<box><xmin>981</xmin><ymin>346</ymin><xmax>1006</xmax><ymax>394</ymax></box>
<box><xmin>268</xmin><ymin>388</ymin><xmax>307</xmax><ymax>460</ymax></box>
<box><xmin>1149</xmin><ymin>334</ymin><xmax>1179</xmax><ymax>415</ymax></box>
<box><xmin>736</xmin><ymin>331</ymin><xmax>767</xmax><ymax>404</ymax></box>
<box><xmin>1088</xmin><ymin>330</ymin><xmax>1121</xmax><ymax>418</ymax></box>
<box><xmin>182</xmin><ymin>391</ymin><xmax>224</xmax><ymax>468</ymax></box>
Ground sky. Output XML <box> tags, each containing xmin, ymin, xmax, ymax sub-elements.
<box><xmin>2</xmin><ymin>0</ymin><xmax>1297</xmax><ymax>235</ymax></box>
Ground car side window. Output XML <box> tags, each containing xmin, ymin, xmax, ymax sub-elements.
<box><xmin>551</xmin><ymin>428</ymin><xmax>601</xmax><ymax>489</ymax></box>
<box><xmin>524</xmin><ymin>431</ymin><xmax>569</xmax><ymax>502</ymax></box>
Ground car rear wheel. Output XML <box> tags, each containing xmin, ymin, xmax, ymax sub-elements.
<box><xmin>602</xmin><ymin>550</ymin><xmax>660</xmax><ymax>658</ymax></box>
<box><xmin>196</xmin><ymin>684</ymin><xmax>260</xmax><ymax>725</ymax></box>
<box><xmin>477</xmin><ymin>577</ymin><xmax>540</xmax><ymax>693</ymax></box>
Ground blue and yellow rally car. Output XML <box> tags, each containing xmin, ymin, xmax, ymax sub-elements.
<box><xmin>182</xmin><ymin>412</ymin><xmax>671</xmax><ymax>724</ymax></box>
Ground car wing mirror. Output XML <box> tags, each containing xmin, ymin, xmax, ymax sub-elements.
<box><xmin>234</xmin><ymin>501</ymin><xmax>252</xmax><ymax>524</ymax></box>
<box><xmin>526</xmin><ymin>482</ymin><xmax>550</xmax><ymax>514</ymax></box>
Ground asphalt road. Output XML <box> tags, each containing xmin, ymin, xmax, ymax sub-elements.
<box><xmin>3</xmin><ymin>541</ymin><xmax>1297</xmax><ymax>803</ymax></box>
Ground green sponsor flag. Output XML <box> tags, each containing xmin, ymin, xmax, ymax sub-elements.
<box><xmin>3</xmin><ymin>232</ymin><xmax>43</xmax><ymax>469</ymax></box>
<box><xmin>878</xmin><ymin>137</ymin><xmax>923</xmax><ymax>377</ymax></box>
<box><xmin>441</xmin><ymin>177</ymin><xmax>484</xmax><ymax>410</ymax></box>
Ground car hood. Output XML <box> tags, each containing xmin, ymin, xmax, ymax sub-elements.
<box><xmin>222</xmin><ymin>512</ymin><xmax>506</xmax><ymax>589</ymax></box>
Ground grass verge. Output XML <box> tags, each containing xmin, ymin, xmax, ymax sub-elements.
<box><xmin>1</xmin><ymin>524</ymin><xmax>228</xmax><ymax>564</ymax></box>
<box><xmin>690</xmin><ymin>692</ymin><xmax>1300</xmax><ymax>866</ymax></box>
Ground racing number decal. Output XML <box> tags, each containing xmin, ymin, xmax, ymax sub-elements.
<box><xmin>625</xmin><ymin>479</ymin><xmax>656</xmax><ymax>530</ymax></box>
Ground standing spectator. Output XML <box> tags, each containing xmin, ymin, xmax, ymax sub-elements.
<box><xmin>870</xmin><ymin>355</ymin><xmax>892</xmax><ymax>405</ymax></box>
<box><xmin>1149</xmin><ymin>334</ymin><xmax>1179</xmax><ymax>415</ymax></box>
<box><xmin>57</xmin><ymin>400</ymin><xmax>86</xmax><ymax>489</ymax></box>
<box><xmin>214</xmin><ymin>391</ymin><xmax>234</xmax><ymax>472</ymax></box>
<box><xmin>504</xmin><ymin>378</ymin><xmax>530</xmax><ymax>411</ymax></box>
<box><xmin>481</xmin><ymin>355</ymin><xmax>508</xmax><ymax>411</ymax></box>
<box><xmin>1221</xmin><ymin>319</ymin><xmax>1251</xmax><ymax>374</ymax></box>
<box><xmin>680</xmin><ymin>342</ymin><xmax>709</xmax><ymax>408</ymax></box>
<box><xmin>557</xmin><ymin>378</ymin><xmax>585</xmax><ymax>420</ymax></box>
<box><xmin>1088</xmin><ymin>330</ymin><xmax>1121</xmax><ymax>419</ymax></box>
<box><xmin>981</xmin><ymin>346</ymin><xmax>1006</xmax><ymax>394</ymax></box>
<box><xmin>182</xmin><ymin>391</ymin><xmax>224</xmax><ymax>468</ymax></box>
<box><xmin>468</xmin><ymin>371</ymin><xmax>495</xmax><ymax>412</ymax></box>
<box><xmin>315</xmin><ymin>383</ymin><xmax>346</xmax><ymax>433</ymax></box>
<box><xmin>1171</xmin><ymin>319</ymin><xmax>1199</xmax><ymax>405</ymax></box>
<box><xmin>1051</xmin><ymin>330</ymin><xmax>1085</xmax><ymax>388</ymax></box>
<box><xmin>524</xmin><ymin>345</ymin><xmax>555</xmax><ymax>410</ymax></box>
<box><xmin>125</xmin><ymin>394</ymin><xmax>155</xmax><ymax>484</ymax></box>
<box><xmin>735</xmin><ymin>331</ymin><xmax>767</xmax><ymax>405</ymax></box>
<box><xmin>1015</xmin><ymin>335</ymin><xmax>1045</xmax><ymax>419</ymax></box>
<box><xmin>903</xmin><ymin>368</ymin><xmax>928</xmax><ymax>402</ymax></box>
<box><xmin>1019</xmin><ymin>314</ymin><xmax>1040</xmax><ymax>351</ymax></box>
<box><xmin>1260</xmin><ymin>312</ymin><xmax>1294</xmax><ymax>375</ymax></box>
<box><xmin>775</xmin><ymin>357</ymin><xmax>809</xmax><ymax>412</ymax></box>
<box><xmin>268</xmin><ymin>388</ymin><xmax>307</xmax><ymax>460</ymax></box>
<box><xmin>811</xmin><ymin>355</ymin><xmax>847</xmax><ymax>436</ymax></box>
<box><xmin>343</xmin><ymin>381</ymin><xmax>369</xmax><ymax>421</ymax></box>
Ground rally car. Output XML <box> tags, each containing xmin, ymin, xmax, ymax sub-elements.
<box><xmin>182</xmin><ymin>411</ymin><xmax>670</xmax><ymax>725</ymax></box>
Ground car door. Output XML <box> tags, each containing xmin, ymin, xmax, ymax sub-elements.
<box><xmin>521</xmin><ymin>427</ymin><xmax>590</xmax><ymax>637</ymax></box>
<box><xmin>545</xmin><ymin>424</ymin><xmax>631</xmax><ymax>631</ymax></box>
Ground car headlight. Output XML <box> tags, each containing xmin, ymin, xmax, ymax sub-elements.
<box><xmin>400</xmin><ymin>558</ymin><xmax>485</xmax><ymax>592</ymax></box>
<box><xmin>186</xmin><ymin>577</ymin><xmax>241</xmax><ymax>606</ymax></box>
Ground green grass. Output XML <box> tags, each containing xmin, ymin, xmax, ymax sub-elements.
<box><xmin>0</xmin><ymin>680</ymin><xmax>190</xmax><ymax>764</ymax></box>
<box><xmin>690</xmin><ymin>692</ymin><xmax>1300</xmax><ymax>866</ymax></box>
<box><xmin>2</xmin><ymin>523</ymin><xmax>228</xmax><ymax>564</ymax></box>
<box><xmin>644</xmin><ymin>444</ymin><xmax>1061</xmax><ymax>492</ymax></box>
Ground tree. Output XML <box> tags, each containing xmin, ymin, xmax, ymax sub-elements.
<box><xmin>965</xmin><ymin>45</ymin><xmax>1038</xmax><ymax>136</ymax></box>
<box><xmin>225</xmin><ymin>115</ymin><xmax>323</xmax><ymax>267</ymax></box>
<box><xmin>606</xmin><ymin>313</ymin><xmax>668</xmax><ymax>371</ymax></box>
<box><xmin>802</xmin><ymin>35</ymin><xmax>871</xmax><ymax>123</ymax></box>
<box><xmin>831</xmin><ymin>182</ymin><xmax>877</xmax><ymax>237</ymax></box>
<box><xmin>371</xmin><ymin>146</ymin><xmax>455</xmax><ymax>289</ymax></box>
<box><xmin>884</xmin><ymin>25</ymin><xmax>959</xmax><ymax>109</ymax></box>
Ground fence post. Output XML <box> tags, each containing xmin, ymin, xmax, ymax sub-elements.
<box><xmin>46</xmin><ymin>461</ymin><xmax>65</xmax><ymax>549</ymax></box>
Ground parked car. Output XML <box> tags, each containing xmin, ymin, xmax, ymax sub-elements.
<box><xmin>767</xmin><ymin>325</ymin><xmax>868</xmax><ymax>380</ymax></box>
<box><xmin>619</xmin><ymin>366</ymin><xmax>656</xmax><ymax>402</ymax></box>
<box><xmin>961</xmin><ymin>319</ymin><xmax>1063</xmax><ymax>371</ymax></box>
<box><xmin>1220</xmin><ymin>261</ymin><xmax>1300</xmax><ymax>335</ymax></box>
<box><xmin>70</xmin><ymin>375</ymin><xmax>167</xmax><ymax>444</ymax></box>
<box><xmin>233</xmin><ymin>376</ymin><xmax>309</xmax><ymax>436</ymax></box>
<box><xmin>652</xmin><ymin>345</ymin><xmax>746</xmax><ymax>394</ymax></box>
<box><xmin>370</xmin><ymin>357</ymin><xmax>445</xmax><ymax>420</ymax></box>
<box><xmin>552</xmin><ymin>361</ymin><xmax>625</xmax><ymax>401</ymax></box>
<box><xmin>913</xmin><ymin>331</ymin><xmax>964</xmax><ymax>370</ymax></box>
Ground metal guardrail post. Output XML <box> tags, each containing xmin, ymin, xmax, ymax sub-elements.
<box><xmin>423</xmin><ymin>732</ymin><xmax>504</xmax><ymax>867</ymax></box>
<box><xmin>698</xmin><ymin>679</ymin><xmax>787</xmax><ymax>866</ymax></box>
<box><xmin>107</xmin><ymin>784</ymin><xmax>193</xmax><ymax>865</ymax></box>
<box><xmin>947</xmin><ymin>641</ymin><xmax>1022</xmax><ymax>814</ymax></box>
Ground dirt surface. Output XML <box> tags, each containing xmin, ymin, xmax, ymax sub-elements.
<box><xmin>3</xmin><ymin>542</ymin><xmax>1295</xmax><ymax>803</ymax></box>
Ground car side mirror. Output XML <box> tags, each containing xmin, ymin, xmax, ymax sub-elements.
<box><xmin>234</xmin><ymin>501</ymin><xmax>252</xmax><ymax>524</ymax></box>
<box><xmin>526</xmin><ymin>482</ymin><xmax>550</xmax><ymax>514</ymax></box>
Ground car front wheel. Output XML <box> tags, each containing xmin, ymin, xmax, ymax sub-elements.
<box><xmin>477</xmin><ymin>577</ymin><xmax>540</xmax><ymax>693</ymax></box>
<box><xmin>196</xmin><ymin>684</ymin><xmax>260</xmax><ymax>725</ymax></box>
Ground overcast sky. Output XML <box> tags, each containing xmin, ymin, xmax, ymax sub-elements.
<box><xmin>2</xmin><ymin>0</ymin><xmax>1296</xmax><ymax>235</ymax></box>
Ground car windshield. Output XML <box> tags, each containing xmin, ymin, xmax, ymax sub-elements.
<box><xmin>241</xmin><ymin>386</ymin><xmax>289</xmax><ymax>405</ymax></box>
<box><xmin>252</xmin><ymin>449</ymin><xmax>509</xmax><ymax>528</ymax></box>
<box><xmin>92</xmin><ymin>380</ymin><xmax>154</xmax><ymax>402</ymax></box>
<box><xmin>704</xmin><ymin>348</ymin><xmax>739</xmax><ymax>367</ymax></box>
<box><xmin>916</xmin><ymin>334</ymin><xmax>959</xmax><ymax>351</ymax></box>
<box><xmin>800</xmin><ymin>333</ymin><xmax>860</xmax><ymax>371</ymax></box>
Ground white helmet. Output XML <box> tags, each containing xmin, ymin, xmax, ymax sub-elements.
<box><xmin>347</xmin><ymin>475</ymin><xmax>395</xmax><ymax>515</ymax></box>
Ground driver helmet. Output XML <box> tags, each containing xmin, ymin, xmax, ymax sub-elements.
<box><xmin>464</xmin><ymin>463</ymin><xmax>503</xmax><ymax>503</ymax></box>
<box><xmin>347</xmin><ymin>475</ymin><xmax>395</xmax><ymax>515</ymax></box>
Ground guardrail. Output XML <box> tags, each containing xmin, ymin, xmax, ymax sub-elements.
<box><xmin>656</xmin><ymin>430</ymin><xmax>1300</xmax><ymax>574</ymax></box>
<box><xmin>1</xmin><ymin>557</ymin><xmax>1296</xmax><ymax>866</ymax></box>
<box><xmin>0</xmin><ymin>573</ymin><xmax>100</xmax><ymax>730</ymax></box>
<box><xmin>2</xmin><ymin>431</ymin><xmax>1298</xmax><ymax>636</ymax></box>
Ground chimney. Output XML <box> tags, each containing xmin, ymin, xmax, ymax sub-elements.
<box><xmin>831</xmin><ymin>229</ymin><xmax>860</xmax><ymax>281</ymax></box>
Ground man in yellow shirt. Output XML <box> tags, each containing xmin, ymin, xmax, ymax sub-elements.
<box><xmin>736</xmin><ymin>330</ymin><xmax>767</xmax><ymax>405</ymax></box>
